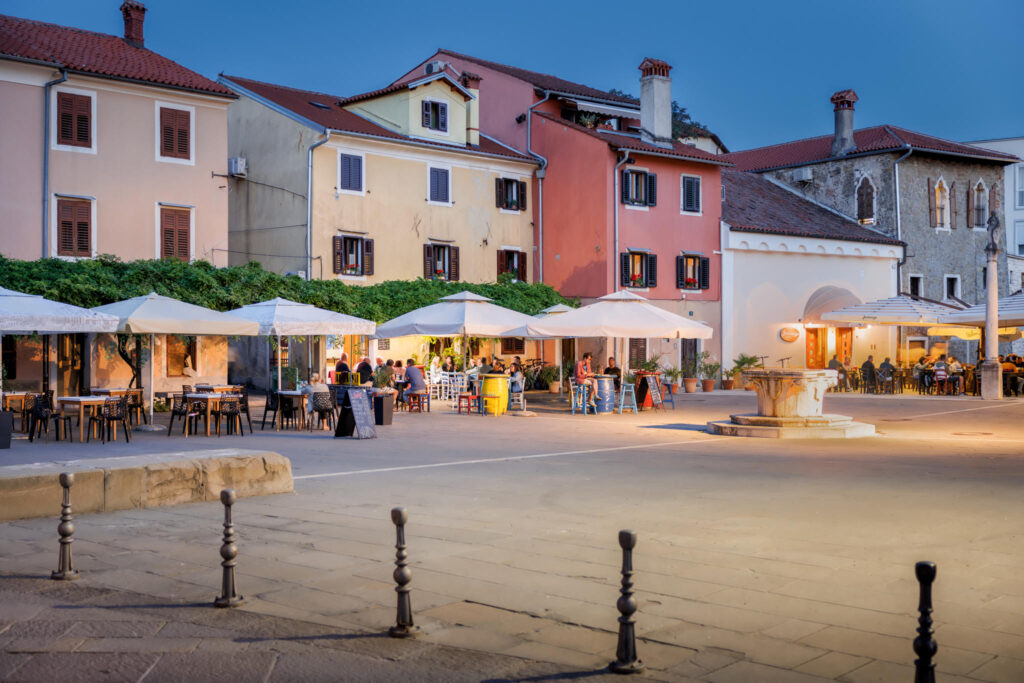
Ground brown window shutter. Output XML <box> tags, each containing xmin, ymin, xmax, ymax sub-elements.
<box><xmin>449</xmin><ymin>246</ymin><xmax>460</xmax><ymax>281</ymax></box>
<box><xmin>160</xmin><ymin>209</ymin><xmax>174</xmax><ymax>258</ymax></box>
<box><xmin>177</xmin><ymin>110</ymin><xmax>190</xmax><ymax>157</ymax></box>
<box><xmin>333</xmin><ymin>236</ymin><xmax>343</xmax><ymax>273</ymax></box>
<box><xmin>73</xmin><ymin>201</ymin><xmax>90</xmax><ymax>257</ymax></box>
<box><xmin>57</xmin><ymin>94</ymin><xmax>74</xmax><ymax>145</ymax></box>
<box><xmin>74</xmin><ymin>94</ymin><xmax>90</xmax><ymax>146</ymax></box>
<box><xmin>362</xmin><ymin>238</ymin><xmax>374</xmax><ymax>276</ymax></box>
<box><xmin>495</xmin><ymin>178</ymin><xmax>504</xmax><ymax>208</ymax></box>
<box><xmin>496</xmin><ymin>249</ymin><xmax>505</xmax><ymax>279</ymax></box>
<box><xmin>175</xmin><ymin>211</ymin><xmax>190</xmax><ymax>259</ymax></box>
<box><xmin>160</xmin><ymin>108</ymin><xmax>173</xmax><ymax>156</ymax></box>
<box><xmin>518</xmin><ymin>181</ymin><xmax>527</xmax><ymax>211</ymax></box>
<box><xmin>57</xmin><ymin>200</ymin><xmax>75</xmax><ymax>255</ymax></box>
<box><xmin>423</xmin><ymin>244</ymin><xmax>434</xmax><ymax>279</ymax></box>
<box><xmin>517</xmin><ymin>251</ymin><xmax>527</xmax><ymax>281</ymax></box>
<box><xmin>967</xmin><ymin>185</ymin><xmax>977</xmax><ymax>227</ymax></box>
<box><xmin>422</xmin><ymin>101</ymin><xmax>431</xmax><ymax>128</ymax></box>
<box><xmin>927</xmin><ymin>178</ymin><xmax>936</xmax><ymax>227</ymax></box>
<box><xmin>160</xmin><ymin>208</ymin><xmax>190</xmax><ymax>260</ymax></box>
<box><xmin>949</xmin><ymin>181</ymin><xmax>957</xmax><ymax>228</ymax></box>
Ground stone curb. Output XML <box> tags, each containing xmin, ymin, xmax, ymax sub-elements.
<box><xmin>0</xmin><ymin>449</ymin><xmax>293</xmax><ymax>522</ymax></box>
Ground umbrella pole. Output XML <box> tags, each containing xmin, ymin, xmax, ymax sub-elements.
<box><xmin>0</xmin><ymin>333</ymin><xmax>4</xmax><ymax>404</ymax></box>
<box><xmin>148</xmin><ymin>334</ymin><xmax>154</xmax><ymax>425</ymax></box>
<box><xmin>558</xmin><ymin>338</ymin><xmax>563</xmax><ymax>395</ymax></box>
<box><xmin>277</xmin><ymin>335</ymin><xmax>282</xmax><ymax>392</ymax></box>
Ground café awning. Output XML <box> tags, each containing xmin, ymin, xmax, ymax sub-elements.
<box><xmin>92</xmin><ymin>293</ymin><xmax>259</xmax><ymax>336</ymax></box>
<box><xmin>373</xmin><ymin>291</ymin><xmax>540</xmax><ymax>339</ymax></box>
<box><xmin>941</xmin><ymin>291</ymin><xmax>1024</xmax><ymax>327</ymax></box>
<box><xmin>820</xmin><ymin>295</ymin><xmax>961</xmax><ymax>325</ymax></box>
<box><xmin>227</xmin><ymin>297</ymin><xmax>374</xmax><ymax>337</ymax></box>
<box><xmin>0</xmin><ymin>286</ymin><xmax>118</xmax><ymax>334</ymax></box>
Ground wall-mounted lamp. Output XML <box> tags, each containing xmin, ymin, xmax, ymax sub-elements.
<box><xmin>515</xmin><ymin>113</ymin><xmax>527</xmax><ymax>124</ymax></box>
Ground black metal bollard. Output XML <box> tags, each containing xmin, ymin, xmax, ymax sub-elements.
<box><xmin>51</xmin><ymin>472</ymin><xmax>79</xmax><ymax>581</ymax></box>
<box><xmin>388</xmin><ymin>507</ymin><xmax>419</xmax><ymax>638</ymax></box>
<box><xmin>913</xmin><ymin>561</ymin><xmax>937</xmax><ymax>683</ymax></box>
<box><xmin>609</xmin><ymin>529</ymin><xmax>643</xmax><ymax>674</ymax></box>
<box><xmin>213</xmin><ymin>489</ymin><xmax>243</xmax><ymax>607</ymax></box>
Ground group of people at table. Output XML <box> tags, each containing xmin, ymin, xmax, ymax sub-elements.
<box><xmin>827</xmin><ymin>353</ymin><xmax>973</xmax><ymax>394</ymax></box>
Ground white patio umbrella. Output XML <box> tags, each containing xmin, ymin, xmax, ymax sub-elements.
<box><xmin>0</xmin><ymin>286</ymin><xmax>119</xmax><ymax>402</ymax></box>
<box><xmin>374</xmin><ymin>291</ymin><xmax>545</xmax><ymax>372</ymax></box>
<box><xmin>93</xmin><ymin>293</ymin><xmax>259</xmax><ymax>427</ymax></box>
<box><xmin>534</xmin><ymin>303</ymin><xmax>574</xmax><ymax>393</ymax></box>
<box><xmin>227</xmin><ymin>297</ymin><xmax>375</xmax><ymax>391</ymax></box>
<box><xmin>820</xmin><ymin>295</ymin><xmax>961</xmax><ymax>325</ymax></box>
<box><xmin>941</xmin><ymin>291</ymin><xmax>1024</xmax><ymax>327</ymax></box>
<box><xmin>926</xmin><ymin>326</ymin><xmax>1021</xmax><ymax>342</ymax></box>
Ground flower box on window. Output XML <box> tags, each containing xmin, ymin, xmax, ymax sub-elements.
<box><xmin>630</xmin><ymin>276</ymin><xmax>645</xmax><ymax>287</ymax></box>
<box><xmin>684</xmin><ymin>277</ymin><xmax>697</xmax><ymax>288</ymax></box>
<box><xmin>344</xmin><ymin>264</ymin><xmax>361</xmax><ymax>275</ymax></box>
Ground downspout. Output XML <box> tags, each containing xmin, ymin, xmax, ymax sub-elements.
<box><xmin>613</xmin><ymin>148</ymin><xmax>632</xmax><ymax>292</ymax></box>
<box><xmin>42</xmin><ymin>69</ymin><xmax>68</xmax><ymax>258</ymax></box>
<box><xmin>306</xmin><ymin>129</ymin><xmax>331</xmax><ymax>281</ymax></box>
<box><xmin>893</xmin><ymin>145</ymin><xmax>913</xmax><ymax>363</ymax></box>
<box><xmin>526</xmin><ymin>92</ymin><xmax>551</xmax><ymax>282</ymax></box>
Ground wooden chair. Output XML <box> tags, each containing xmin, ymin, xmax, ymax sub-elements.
<box><xmin>407</xmin><ymin>391</ymin><xmax>429</xmax><ymax>413</ymax></box>
<box><xmin>126</xmin><ymin>389</ymin><xmax>147</xmax><ymax>425</ymax></box>
<box><xmin>569</xmin><ymin>379</ymin><xmax>591</xmax><ymax>415</ymax></box>
<box><xmin>167</xmin><ymin>393</ymin><xmax>199</xmax><ymax>437</ymax></box>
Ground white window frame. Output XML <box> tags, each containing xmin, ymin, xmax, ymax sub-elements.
<box><xmin>499</xmin><ymin>245</ymin><xmax>522</xmax><ymax>281</ymax></box>
<box><xmin>855</xmin><ymin>175</ymin><xmax>876</xmax><ymax>225</ymax></box>
<box><xmin>430</xmin><ymin>242</ymin><xmax>451</xmax><ymax>279</ymax></box>
<box><xmin>421</xmin><ymin>98</ymin><xmax>450</xmax><ymax>136</ymax></box>
<box><xmin>626</xmin><ymin>251</ymin><xmax>649</xmax><ymax>291</ymax></box>
<box><xmin>680</xmin><ymin>174</ymin><xmax>703</xmax><ymax>215</ymax></box>
<box><xmin>51</xmin><ymin>85</ymin><xmax>97</xmax><ymax>155</ymax></box>
<box><xmin>498</xmin><ymin>176</ymin><xmax>524</xmax><ymax>214</ymax></box>
<box><xmin>943</xmin><ymin>274</ymin><xmax>961</xmax><ymax>301</ymax></box>
<box><xmin>623</xmin><ymin>168</ymin><xmax>650</xmax><ymax>211</ymax></box>
<box><xmin>50</xmin><ymin>193</ymin><xmax>97</xmax><ymax>260</ymax></box>
<box><xmin>336</xmin><ymin>149</ymin><xmax>366</xmax><ymax>196</ymax></box>
<box><xmin>972</xmin><ymin>179</ymin><xmax>988</xmax><ymax>229</ymax></box>
<box><xmin>426</xmin><ymin>163</ymin><xmax>452</xmax><ymax>207</ymax></box>
<box><xmin>934</xmin><ymin>177</ymin><xmax>950</xmax><ymax>230</ymax></box>
<box><xmin>1014</xmin><ymin>221</ymin><xmax>1024</xmax><ymax>257</ymax></box>
<box><xmin>1016</xmin><ymin>166</ymin><xmax>1024</xmax><ymax>210</ymax></box>
<box><xmin>908</xmin><ymin>274</ymin><xmax>924</xmax><ymax>298</ymax></box>
<box><xmin>154</xmin><ymin>202</ymin><xmax>196</xmax><ymax>261</ymax></box>
<box><xmin>153</xmin><ymin>101</ymin><xmax>195</xmax><ymax>165</ymax></box>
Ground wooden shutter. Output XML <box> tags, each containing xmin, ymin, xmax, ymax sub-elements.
<box><xmin>699</xmin><ymin>256</ymin><xmax>710</xmax><ymax>290</ymax></box>
<box><xmin>621</xmin><ymin>170</ymin><xmax>629</xmax><ymax>204</ymax></box>
<box><xmin>74</xmin><ymin>203</ymin><xmax>90</xmax><ymax>256</ymax></box>
<box><xmin>429</xmin><ymin>168</ymin><xmax>438</xmax><ymax>201</ymax></box>
<box><xmin>449</xmin><ymin>246</ymin><xmax>460</xmax><ymax>281</ymax></box>
<box><xmin>439</xmin><ymin>169</ymin><xmax>450</xmax><ymax>202</ymax></box>
<box><xmin>967</xmin><ymin>185</ymin><xmax>976</xmax><ymax>227</ymax></box>
<box><xmin>160</xmin><ymin>108</ymin><xmax>190</xmax><ymax>159</ymax></box>
<box><xmin>333</xmin><ymin>236</ymin><xmax>344</xmax><ymax>273</ymax></box>
<box><xmin>927</xmin><ymin>178</ymin><xmax>936</xmax><ymax>227</ymax></box>
<box><xmin>646</xmin><ymin>173</ymin><xmax>657</xmax><ymax>207</ymax></box>
<box><xmin>675</xmin><ymin>256</ymin><xmax>685</xmax><ymax>288</ymax></box>
<box><xmin>341</xmin><ymin>155</ymin><xmax>351</xmax><ymax>189</ymax></box>
<box><xmin>645</xmin><ymin>253</ymin><xmax>658</xmax><ymax>288</ymax></box>
<box><xmin>423</xmin><ymin>244</ymin><xmax>434</xmax><ymax>279</ymax></box>
<box><xmin>949</xmin><ymin>181</ymin><xmax>957</xmax><ymax>228</ymax></box>
<box><xmin>176</xmin><ymin>110</ymin><xmax>189</xmax><ymax>157</ymax></box>
<box><xmin>495</xmin><ymin>178</ymin><xmax>504</xmax><ymax>208</ymax></box>
<box><xmin>74</xmin><ymin>94</ymin><xmax>90</xmax><ymax>146</ymax></box>
<box><xmin>683</xmin><ymin>176</ymin><xmax>701</xmax><ymax>212</ymax></box>
<box><xmin>628</xmin><ymin>338</ymin><xmax>647</xmax><ymax>367</ymax></box>
<box><xmin>518</xmin><ymin>181</ymin><xmax>527</xmax><ymax>211</ymax></box>
<box><xmin>438</xmin><ymin>103</ymin><xmax>447</xmax><ymax>132</ymax></box>
<box><xmin>57</xmin><ymin>93</ymin><xmax>74</xmax><ymax>145</ymax></box>
<box><xmin>517</xmin><ymin>252</ymin><xmax>527</xmax><ymax>281</ymax></box>
<box><xmin>362</xmin><ymin>239</ymin><xmax>374</xmax><ymax>276</ymax></box>
<box><xmin>57</xmin><ymin>199</ymin><xmax>75</xmax><ymax>255</ymax></box>
<box><xmin>496</xmin><ymin>249</ymin><xmax>505</xmax><ymax>279</ymax></box>
<box><xmin>160</xmin><ymin>208</ymin><xmax>189</xmax><ymax>261</ymax></box>
<box><xmin>160</xmin><ymin>107</ymin><xmax>174</xmax><ymax>156</ymax></box>
<box><xmin>620</xmin><ymin>252</ymin><xmax>630</xmax><ymax>287</ymax></box>
<box><xmin>421</xmin><ymin>101</ymin><xmax>431</xmax><ymax>128</ymax></box>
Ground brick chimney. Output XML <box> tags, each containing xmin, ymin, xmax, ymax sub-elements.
<box><xmin>120</xmin><ymin>1</ymin><xmax>146</xmax><ymax>48</ymax></box>
<box><xmin>639</xmin><ymin>58</ymin><xmax>672</xmax><ymax>148</ymax></box>
<box><xmin>830</xmin><ymin>89</ymin><xmax>858</xmax><ymax>157</ymax></box>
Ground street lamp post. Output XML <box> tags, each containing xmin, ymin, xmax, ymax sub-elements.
<box><xmin>980</xmin><ymin>213</ymin><xmax>1002</xmax><ymax>400</ymax></box>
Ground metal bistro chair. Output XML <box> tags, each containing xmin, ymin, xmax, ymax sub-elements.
<box><xmin>29</xmin><ymin>394</ymin><xmax>71</xmax><ymax>443</ymax></box>
<box><xmin>88</xmin><ymin>397</ymin><xmax>131</xmax><ymax>443</ymax></box>
<box><xmin>238</xmin><ymin>386</ymin><xmax>254</xmax><ymax>434</ymax></box>
<box><xmin>19</xmin><ymin>393</ymin><xmax>38</xmax><ymax>433</ymax></box>
<box><xmin>308</xmin><ymin>391</ymin><xmax>335</xmax><ymax>432</ymax></box>
<box><xmin>126</xmin><ymin>388</ymin><xmax>147</xmax><ymax>425</ymax></box>
<box><xmin>214</xmin><ymin>397</ymin><xmax>244</xmax><ymax>437</ymax></box>
<box><xmin>278</xmin><ymin>394</ymin><xmax>299</xmax><ymax>429</ymax></box>
<box><xmin>260</xmin><ymin>391</ymin><xmax>279</xmax><ymax>430</ymax></box>
<box><xmin>167</xmin><ymin>393</ymin><xmax>200</xmax><ymax>437</ymax></box>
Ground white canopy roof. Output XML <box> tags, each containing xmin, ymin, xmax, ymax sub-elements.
<box><xmin>92</xmin><ymin>292</ymin><xmax>259</xmax><ymax>336</ymax></box>
<box><xmin>536</xmin><ymin>303</ymin><xmax>574</xmax><ymax>318</ymax></box>
<box><xmin>505</xmin><ymin>290</ymin><xmax>713</xmax><ymax>339</ymax></box>
<box><xmin>820</xmin><ymin>295</ymin><xmax>961</xmax><ymax>325</ymax></box>
<box><xmin>0</xmin><ymin>286</ymin><xmax>118</xmax><ymax>334</ymax></box>
<box><xmin>941</xmin><ymin>292</ymin><xmax>1024</xmax><ymax>327</ymax></box>
<box><xmin>374</xmin><ymin>291</ymin><xmax>541</xmax><ymax>338</ymax></box>
<box><xmin>227</xmin><ymin>297</ymin><xmax>375</xmax><ymax>337</ymax></box>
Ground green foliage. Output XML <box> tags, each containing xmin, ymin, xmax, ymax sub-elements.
<box><xmin>538</xmin><ymin>364</ymin><xmax>561</xmax><ymax>386</ymax></box>
<box><xmin>661</xmin><ymin>365</ymin><xmax>682</xmax><ymax>383</ymax></box>
<box><xmin>698</xmin><ymin>352</ymin><xmax>720</xmax><ymax>380</ymax></box>
<box><xmin>634</xmin><ymin>353</ymin><xmax>663</xmax><ymax>374</ymax></box>
<box><xmin>0</xmin><ymin>256</ymin><xmax>575</xmax><ymax>321</ymax></box>
<box><xmin>606</xmin><ymin>89</ymin><xmax>710</xmax><ymax>139</ymax></box>
<box><xmin>730</xmin><ymin>353</ymin><xmax>762</xmax><ymax>377</ymax></box>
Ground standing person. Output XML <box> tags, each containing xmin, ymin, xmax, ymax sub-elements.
<box><xmin>574</xmin><ymin>352</ymin><xmax>597</xmax><ymax>407</ymax></box>
<box><xmin>603</xmin><ymin>357</ymin><xmax>622</xmax><ymax>390</ymax></box>
<box><xmin>403</xmin><ymin>359</ymin><xmax>426</xmax><ymax>402</ymax></box>
<box><xmin>827</xmin><ymin>354</ymin><xmax>849</xmax><ymax>391</ymax></box>
<box><xmin>335</xmin><ymin>353</ymin><xmax>350</xmax><ymax>384</ymax></box>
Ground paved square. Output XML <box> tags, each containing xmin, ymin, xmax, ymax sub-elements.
<box><xmin>3</xmin><ymin>390</ymin><xmax>1024</xmax><ymax>681</ymax></box>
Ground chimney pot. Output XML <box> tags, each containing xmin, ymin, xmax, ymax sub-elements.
<box><xmin>638</xmin><ymin>58</ymin><xmax>673</xmax><ymax>147</ymax></box>
<box><xmin>120</xmin><ymin>1</ymin><xmax>146</xmax><ymax>48</ymax></box>
<box><xmin>830</xmin><ymin>89</ymin><xmax>858</xmax><ymax>157</ymax></box>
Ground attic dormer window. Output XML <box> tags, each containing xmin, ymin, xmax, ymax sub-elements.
<box><xmin>422</xmin><ymin>100</ymin><xmax>447</xmax><ymax>132</ymax></box>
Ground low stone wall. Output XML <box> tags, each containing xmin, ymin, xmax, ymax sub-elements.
<box><xmin>0</xmin><ymin>449</ymin><xmax>293</xmax><ymax>522</ymax></box>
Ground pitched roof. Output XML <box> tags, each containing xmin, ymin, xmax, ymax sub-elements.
<box><xmin>534</xmin><ymin>112</ymin><xmax>730</xmax><ymax>166</ymax></box>
<box><xmin>434</xmin><ymin>49</ymin><xmax>639</xmax><ymax>107</ymax></box>
<box><xmin>220</xmin><ymin>75</ymin><xmax>535</xmax><ymax>163</ymax></box>
<box><xmin>339</xmin><ymin>70</ymin><xmax>472</xmax><ymax>106</ymax></box>
<box><xmin>722</xmin><ymin>169</ymin><xmax>903</xmax><ymax>246</ymax></box>
<box><xmin>0</xmin><ymin>13</ymin><xmax>233</xmax><ymax>97</ymax></box>
<box><xmin>724</xmin><ymin>125</ymin><xmax>1019</xmax><ymax>172</ymax></box>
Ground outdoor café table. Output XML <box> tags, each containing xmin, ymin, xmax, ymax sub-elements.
<box><xmin>194</xmin><ymin>384</ymin><xmax>243</xmax><ymax>393</ymax></box>
<box><xmin>276</xmin><ymin>390</ymin><xmax>307</xmax><ymax>430</ymax></box>
<box><xmin>57</xmin><ymin>396</ymin><xmax>108</xmax><ymax>443</ymax></box>
<box><xmin>2</xmin><ymin>392</ymin><xmax>30</xmax><ymax>432</ymax></box>
<box><xmin>91</xmin><ymin>387</ymin><xmax>129</xmax><ymax>397</ymax></box>
<box><xmin>186</xmin><ymin>392</ymin><xmax>241</xmax><ymax>436</ymax></box>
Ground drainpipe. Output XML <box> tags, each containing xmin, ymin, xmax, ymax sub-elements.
<box><xmin>306</xmin><ymin>129</ymin><xmax>331</xmax><ymax>281</ymax></box>
<box><xmin>613</xmin><ymin>148</ymin><xmax>632</xmax><ymax>293</ymax></box>
<box><xmin>42</xmin><ymin>69</ymin><xmax>68</xmax><ymax>259</ymax></box>
<box><xmin>526</xmin><ymin>92</ymin><xmax>551</xmax><ymax>283</ymax></box>
<box><xmin>892</xmin><ymin>145</ymin><xmax>913</xmax><ymax>363</ymax></box>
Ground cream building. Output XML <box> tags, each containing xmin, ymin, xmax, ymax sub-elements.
<box><xmin>221</xmin><ymin>68</ymin><xmax>538</xmax><ymax>382</ymax></box>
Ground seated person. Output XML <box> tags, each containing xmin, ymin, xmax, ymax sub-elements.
<box><xmin>334</xmin><ymin>353</ymin><xmax>350</xmax><ymax>385</ymax></box>
<box><xmin>477</xmin><ymin>357</ymin><xmax>493</xmax><ymax>375</ymax></box>
<box><xmin>574</xmin><ymin>352</ymin><xmax>597</xmax><ymax>407</ymax></box>
<box><xmin>379</xmin><ymin>359</ymin><xmax>396</xmax><ymax>387</ymax></box>
<box><xmin>441</xmin><ymin>356</ymin><xmax>455</xmax><ymax>373</ymax></box>
<box><xmin>860</xmin><ymin>355</ymin><xmax>877</xmax><ymax>389</ymax></box>
<box><xmin>393</xmin><ymin>359</ymin><xmax>405</xmax><ymax>380</ymax></box>
<box><xmin>508</xmin><ymin>362</ymin><xmax>524</xmax><ymax>394</ymax></box>
<box><xmin>355</xmin><ymin>357</ymin><xmax>374</xmax><ymax>385</ymax></box>
<box><xmin>301</xmin><ymin>373</ymin><xmax>331</xmax><ymax>417</ymax></box>
<box><xmin>603</xmin><ymin>356</ymin><xmax>622</xmax><ymax>390</ymax></box>
<box><xmin>403</xmin><ymin>359</ymin><xmax>427</xmax><ymax>402</ymax></box>
<box><xmin>877</xmin><ymin>357</ymin><xmax>896</xmax><ymax>387</ymax></box>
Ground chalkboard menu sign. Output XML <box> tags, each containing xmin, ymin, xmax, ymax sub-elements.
<box><xmin>634</xmin><ymin>373</ymin><xmax>663</xmax><ymax>410</ymax></box>
<box><xmin>335</xmin><ymin>388</ymin><xmax>376</xmax><ymax>439</ymax></box>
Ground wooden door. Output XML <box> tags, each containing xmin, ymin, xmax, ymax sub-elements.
<box><xmin>835</xmin><ymin>327</ymin><xmax>853</xmax><ymax>363</ymax></box>
<box><xmin>805</xmin><ymin>329</ymin><xmax>826</xmax><ymax>369</ymax></box>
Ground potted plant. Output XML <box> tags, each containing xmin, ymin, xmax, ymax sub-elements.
<box><xmin>731</xmin><ymin>353</ymin><xmax>761</xmax><ymax>390</ymax></box>
<box><xmin>681</xmin><ymin>355</ymin><xmax>699</xmax><ymax>394</ymax></box>
<box><xmin>539</xmin><ymin>364</ymin><xmax>562</xmax><ymax>393</ymax></box>
<box><xmin>683</xmin><ymin>277</ymin><xmax>698</xmax><ymax>289</ymax></box>
<box><xmin>699</xmin><ymin>354</ymin><xmax>721</xmax><ymax>393</ymax></box>
<box><xmin>721</xmin><ymin>367</ymin><xmax>736</xmax><ymax>390</ymax></box>
<box><xmin>661</xmin><ymin>365</ymin><xmax>682</xmax><ymax>397</ymax></box>
<box><xmin>630</xmin><ymin>274</ymin><xmax>645</xmax><ymax>288</ymax></box>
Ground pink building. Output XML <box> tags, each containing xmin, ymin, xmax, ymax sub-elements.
<box><xmin>396</xmin><ymin>53</ymin><xmax>728</xmax><ymax>367</ymax></box>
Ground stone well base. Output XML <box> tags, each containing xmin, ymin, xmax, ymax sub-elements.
<box><xmin>706</xmin><ymin>414</ymin><xmax>875</xmax><ymax>439</ymax></box>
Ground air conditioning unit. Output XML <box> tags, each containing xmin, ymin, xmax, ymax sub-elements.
<box><xmin>792</xmin><ymin>167</ymin><xmax>813</xmax><ymax>183</ymax></box>
<box><xmin>228</xmin><ymin>157</ymin><xmax>247</xmax><ymax>178</ymax></box>
<box><xmin>424</xmin><ymin>60</ymin><xmax>446</xmax><ymax>75</ymax></box>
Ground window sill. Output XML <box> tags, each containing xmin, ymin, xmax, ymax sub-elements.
<box><xmin>53</xmin><ymin>254</ymin><xmax>96</xmax><ymax>262</ymax></box>
<box><xmin>426</xmin><ymin>200</ymin><xmax>453</xmax><ymax>207</ymax></box>
<box><xmin>679</xmin><ymin>210</ymin><xmax>703</xmax><ymax>217</ymax></box>
<box><xmin>499</xmin><ymin>208</ymin><xmax>523</xmax><ymax>215</ymax></box>
<box><xmin>52</xmin><ymin>143</ymin><xmax>96</xmax><ymax>155</ymax></box>
<box><xmin>336</xmin><ymin>188</ymin><xmax>366</xmax><ymax>197</ymax></box>
<box><xmin>624</xmin><ymin>204</ymin><xmax>649</xmax><ymax>212</ymax></box>
<box><xmin>627</xmin><ymin>286</ymin><xmax>650</xmax><ymax>292</ymax></box>
<box><xmin>157</xmin><ymin>155</ymin><xmax>195</xmax><ymax>166</ymax></box>
<box><xmin>338</xmin><ymin>273</ymin><xmax>367</xmax><ymax>281</ymax></box>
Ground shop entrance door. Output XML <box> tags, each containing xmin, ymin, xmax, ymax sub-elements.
<box><xmin>805</xmin><ymin>329</ymin><xmax>827</xmax><ymax>369</ymax></box>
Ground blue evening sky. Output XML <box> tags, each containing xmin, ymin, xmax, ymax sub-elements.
<box><xmin>6</xmin><ymin>0</ymin><xmax>1021</xmax><ymax>151</ymax></box>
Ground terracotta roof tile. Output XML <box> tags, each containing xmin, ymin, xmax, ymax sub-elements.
<box><xmin>534</xmin><ymin>112</ymin><xmax>730</xmax><ymax>165</ymax></box>
<box><xmin>221</xmin><ymin>75</ymin><xmax>534</xmax><ymax>163</ymax></box>
<box><xmin>436</xmin><ymin>49</ymin><xmax>639</xmax><ymax>106</ymax></box>
<box><xmin>722</xmin><ymin>169</ymin><xmax>902</xmax><ymax>246</ymax></box>
<box><xmin>0</xmin><ymin>13</ymin><xmax>232</xmax><ymax>97</ymax></box>
<box><xmin>724</xmin><ymin>125</ymin><xmax>1019</xmax><ymax>172</ymax></box>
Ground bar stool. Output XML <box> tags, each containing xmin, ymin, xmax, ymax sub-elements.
<box><xmin>618</xmin><ymin>384</ymin><xmax>638</xmax><ymax>415</ymax></box>
<box><xmin>457</xmin><ymin>393</ymin><xmax>480</xmax><ymax>414</ymax></box>
<box><xmin>571</xmin><ymin>383</ymin><xmax>590</xmax><ymax>415</ymax></box>
<box><xmin>662</xmin><ymin>382</ymin><xmax>676</xmax><ymax>409</ymax></box>
<box><xmin>407</xmin><ymin>391</ymin><xmax>429</xmax><ymax>413</ymax></box>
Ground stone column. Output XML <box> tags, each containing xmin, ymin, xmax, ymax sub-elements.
<box><xmin>981</xmin><ymin>214</ymin><xmax>1002</xmax><ymax>400</ymax></box>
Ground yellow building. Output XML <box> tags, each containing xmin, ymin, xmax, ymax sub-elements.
<box><xmin>221</xmin><ymin>68</ymin><xmax>539</xmax><ymax>380</ymax></box>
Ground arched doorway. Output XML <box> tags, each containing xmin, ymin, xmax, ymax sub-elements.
<box><xmin>801</xmin><ymin>286</ymin><xmax>861</xmax><ymax>369</ymax></box>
